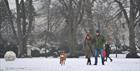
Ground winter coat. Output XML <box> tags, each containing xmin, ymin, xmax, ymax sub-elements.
<box><xmin>95</xmin><ymin>35</ymin><xmax>105</xmax><ymax>48</ymax></box>
<box><xmin>105</xmin><ymin>44</ymin><xmax>111</xmax><ymax>57</ymax></box>
<box><xmin>84</xmin><ymin>34</ymin><xmax>93</xmax><ymax>58</ymax></box>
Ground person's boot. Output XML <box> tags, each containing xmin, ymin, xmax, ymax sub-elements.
<box><xmin>109</xmin><ymin>57</ymin><xmax>113</xmax><ymax>62</ymax></box>
<box><xmin>102</xmin><ymin>60</ymin><xmax>104</xmax><ymax>65</ymax></box>
<box><xmin>94</xmin><ymin>63</ymin><xmax>97</xmax><ymax>65</ymax></box>
<box><xmin>87</xmin><ymin>58</ymin><xmax>89</xmax><ymax>65</ymax></box>
<box><xmin>89</xmin><ymin>58</ymin><xmax>91</xmax><ymax>65</ymax></box>
<box><xmin>110</xmin><ymin>59</ymin><xmax>113</xmax><ymax>62</ymax></box>
<box><xmin>102</xmin><ymin>61</ymin><xmax>104</xmax><ymax>65</ymax></box>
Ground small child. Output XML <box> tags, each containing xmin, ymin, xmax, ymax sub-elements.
<box><xmin>104</xmin><ymin>43</ymin><xmax>113</xmax><ymax>62</ymax></box>
<box><xmin>60</xmin><ymin>51</ymin><xmax>67</xmax><ymax>65</ymax></box>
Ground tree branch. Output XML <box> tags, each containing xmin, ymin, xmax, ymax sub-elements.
<box><xmin>114</xmin><ymin>0</ymin><xmax>130</xmax><ymax>25</ymax></box>
<box><xmin>3</xmin><ymin>0</ymin><xmax>18</xmax><ymax>40</ymax></box>
<box><xmin>134</xmin><ymin>15</ymin><xmax>140</xmax><ymax>27</ymax></box>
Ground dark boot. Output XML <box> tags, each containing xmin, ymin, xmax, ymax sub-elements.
<box><xmin>87</xmin><ymin>58</ymin><xmax>91</xmax><ymax>65</ymax></box>
<box><xmin>110</xmin><ymin>58</ymin><xmax>113</xmax><ymax>62</ymax></box>
<box><xmin>89</xmin><ymin>58</ymin><xmax>91</xmax><ymax>65</ymax></box>
<box><xmin>109</xmin><ymin>57</ymin><xmax>113</xmax><ymax>62</ymax></box>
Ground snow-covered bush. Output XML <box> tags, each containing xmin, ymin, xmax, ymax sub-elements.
<box><xmin>4</xmin><ymin>51</ymin><xmax>16</xmax><ymax>61</ymax></box>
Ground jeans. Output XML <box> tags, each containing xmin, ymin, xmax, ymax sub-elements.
<box><xmin>94</xmin><ymin>48</ymin><xmax>104</xmax><ymax>65</ymax></box>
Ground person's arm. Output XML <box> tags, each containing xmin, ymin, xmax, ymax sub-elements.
<box><xmin>83</xmin><ymin>37</ymin><xmax>86</xmax><ymax>48</ymax></box>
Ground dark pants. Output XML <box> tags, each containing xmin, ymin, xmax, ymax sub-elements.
<box><xmin>87</xmin><ymin>57</ymin><xmax>91</xmax><ymax>65</ymax></box>
<box><xmin>105</xmin><ymin>51</ymin><xmax>112</xmax><ymax>61</ymax></box>
<box><xmin>94</xmin><ymin>48</ymin><xmax>104</xmax><ymax>65</ymax></box>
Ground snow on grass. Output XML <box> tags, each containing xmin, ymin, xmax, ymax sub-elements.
<box><xmin>0</xmin><ymin>55</ymin><xmax>140</xmax><ymax>71</ymax></box>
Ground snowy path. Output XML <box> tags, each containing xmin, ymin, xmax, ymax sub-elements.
<box><xmin>0</xmin><ymin>57</ymin><xmax>140</xmax><ymax>71</ymax></box>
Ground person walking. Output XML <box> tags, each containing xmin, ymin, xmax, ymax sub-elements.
<box><xmin>104</xmin><ymin>42</ymin><xmax>113</xmax><ymax>62</ymax></box>
<box><xmin>84</xmin><ymin>32</ymin><xmax>93</xmax><ymax>65</ymax></box>
<box><xmin>94</xmin><ymin>30</ymin><xmax>106</xmax><ymax>65</ymax></box>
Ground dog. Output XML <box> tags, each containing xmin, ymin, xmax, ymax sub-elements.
<box><xmin>60</xmin><ymin>51</ymin><xmax>66</xmax><ymax>65</ymax></box>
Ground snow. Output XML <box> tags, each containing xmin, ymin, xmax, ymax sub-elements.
<box><xmin>8</xmin><ymin>0</ymin><xmax>42</xmax><ymax>11</ymax></box>
<box><xmin>0</xmin><ymin>54</ymin><xmax>140</xmax><ymax>71</ymax></box>
<box><xmin>8</xmin><ymin>0</ymin><xmax>16</xmax><ymax>10</ymax></box>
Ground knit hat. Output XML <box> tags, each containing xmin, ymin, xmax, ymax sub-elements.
<box><xmin>96</xmin><ymin>30</ymin><xmax>100</xmax><ymax>33</ymax></box>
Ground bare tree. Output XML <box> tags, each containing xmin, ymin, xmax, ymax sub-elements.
<box><xmin>58</xmin><ymin>0</ymin><xmax>85</xmax><ymax>57</ymax></box>
<box><xmin>114</xmin><ymin>0</ymin><xmax>140</xmax><ymax>57</ymax></box>
<box><xmin>3</xmin><ymin>0</ymin><xmax>17</xmax><ymax>39</ymax></box>
<box><xmin>3</xmin><ymin>0</ymin><xmax>35</xmax><ymax>57</ymax></box>
<box><xmin>0</xmin><ymin>0</ymin><xmax>7</xmax><ymax>42</ymax></box>
<box><xmin>35</xmin><ymin>0</ymin><xmax>64</xmax><ymax>48</ymax></box>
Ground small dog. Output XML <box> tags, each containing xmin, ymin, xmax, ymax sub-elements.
<box><xmin>60</xmin><ymin>51</ymin><xmax>66</xmax><ymax>65</ymax></box>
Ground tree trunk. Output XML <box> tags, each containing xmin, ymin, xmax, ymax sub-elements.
<box><xmin>115</xmin><ymin>0</ymin><xmax>139</xmax><ymax>58</ymax></box>
<box><xmin>25</xmin><ymin>0</ymin><xmax>34</xmax><ymax>56</ymax></box>
<box><xmin>128</xmin><ymin>0</ymin><xmax>136</xmax><ymax>54</ymax></box>
<box><xmin>21</xmin><ymin>0</ymin><xmax>27</xmax><ymax>55</ymax></box>
<box><xmin>126</xmin><ymin>0</ymin><xmax>139</xmax><ymax>58</ymax></box>
<box><xmin>15</xmin><ymin>0</ymin><xmax>24</xmax><ymax>57</ymax></box>
<box><xmin>129</xmin><ymin>26</ymin><xmax>136</xmax><ymax>54</ymax></box>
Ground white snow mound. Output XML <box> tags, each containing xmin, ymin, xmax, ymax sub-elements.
<box><xmin>4</xmin><ymin>51</ymin><xmax>16</xmax><ymax>61</ymax></box>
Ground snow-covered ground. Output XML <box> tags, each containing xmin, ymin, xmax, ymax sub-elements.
<box><xmin>0</xmin><ymin>54</ymin><xmax>140</xmax><ymax>71</ymax></box>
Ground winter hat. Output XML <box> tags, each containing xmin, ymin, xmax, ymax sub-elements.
<box><xmin>96</xmin><ymin>30</ymin><xmax>100</xmax><ymax>33</ymax></box>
